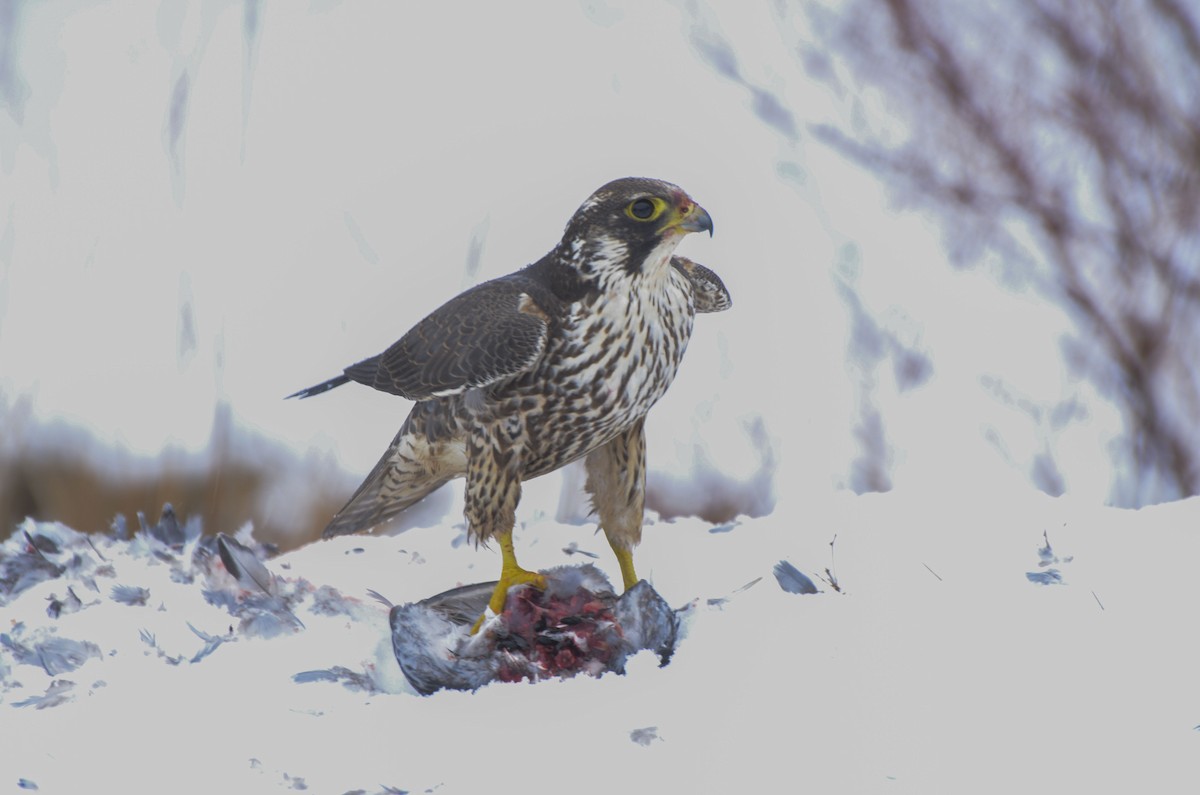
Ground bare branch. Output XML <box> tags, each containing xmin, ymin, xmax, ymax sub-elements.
<box><xmin>801</xmin><ymin>0</ymin><xmax>1200</xmax><ymax>503</ymax></box>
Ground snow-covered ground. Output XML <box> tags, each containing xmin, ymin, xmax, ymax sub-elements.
<box><xmin>4</xmin><ymin>487</ymin><xmax>1198</xmax><ymax>793</ymax></box>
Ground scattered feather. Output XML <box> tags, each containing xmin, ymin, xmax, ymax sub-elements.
<box><xmin>110</xmin><ymin>513</ymin><xmax>129</xmax><ymax>541</ymax></box>
<box><xmin>2</xmin><ymin>631</ymin><xmax>101</xmax><ymax>675</ymax></box>
<box><xmin>707</xmin><ymin>575</ymin><xmax>763</xmax><ymax>609</ymax></box>
<box><xmin>111</xmin><ymin>585</ymin><xmax>151</xmax><ymax>606</ymax></box>
<box><xmin>35</xmin><ymin>637</ymin><xmax>103</xmax><ymax>676</ymax></box>
<box><xmin>24</xmin><ymin>529</ymin><xmax>61</xmax><ymax>556</ymax></box>
<box><xmin>1</xmin><ymin>631</ymin><xmax>37</xmax><ymax>665</ymax></box>
<box><xmin>46</xmin><ymin>587</ymin><xmax>84</xmax><ymax>618</ymax></box>
<box><xmin>1026</xmin><ymin>570</ymin><xmax>1064</xmax><ymax>586</ymax></box>
<box><xmin>217</xmin><ymin>533</ymin><xmax>276</xmax><ymax>595</ymax></box>
<box><xmin>202</xmin><ymin>587</ymin><xmax>240</xmax><ymax>613</ymax></box>
<box><xmin>1029</xmin><ymin>531</ymin><xmax>1071</xmax><ymax>585</ymax></box>
<box><xmin>561</xmin><ymin>541</ymin><xmax>599</xmax><ymax>559</ymax></box>
<box><xmin>1037</xmin><ymin>531</ymin><xmax>1058</xmax><ymax>567</ymax></box>
<box><xmin>309</xmin><ymin>585</ymin><xmax>359</xmax><ymax>617</ymax></box>
<box><xmin>282</xmin><ymin>772</ymin><xmax>307</xmax><ymax>790</ymax></box>
<box><xmin>733</xmin><ymin>576</ymin><xmax>762</xmax><ymax>593</ymax></box>
<box><xmin>292</xmin><ymin>665</ymin><xmax>379</xmax><ymax>693</ymax></box>
<box><xmin>13</xmin><ymin>679</ymin><xmax>76</xmax><ymax>709</ymax></box>
<box><xmin>237</xmin><ymin>607</ymin><xmax>305</xmax><ymax>639</ymax></box>
<box><xmin>187</xmin><ymin>622</ymin><xmax>233</xmax><ymax>664</ymax></box>
<box><xmin>0</xmin><ymin>532</ymin><xmax>65</xmax><ymax>604</ymax></box>
<box><xmin>774</xmin><ymin>560</ymin><xmax>819</xmax><ymax>595</ymax></box>
<box><xmin>366</xmin><ymin>589</ymin><xmax>394</xmax><ymax>608</ymax></box>
<box><xmin>630</xmin><ymin>726</ymin><xmax>660</xmax><ymax>746</ymax></box>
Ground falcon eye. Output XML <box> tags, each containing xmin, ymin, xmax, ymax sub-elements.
<box><xmin>625</xmin><ymin>197</ymin><xmax>664</xmax><ymax>222</ymax></box>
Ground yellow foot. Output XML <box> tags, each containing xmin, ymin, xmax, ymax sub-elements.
<box><xmin>470</xmin><ymin>566</ymin><xmax>547</xmax><ymax>635</ymax></box>
<box><xmin>611</xmin><ymin>543</ymin><xmax>639</xmax><ymax>592</ymax></box>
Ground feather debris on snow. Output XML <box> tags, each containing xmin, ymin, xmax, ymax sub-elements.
<box><xmin>217</xmin><ymin>532</ymin><xmax>277</xmax><ymax>595</ymax></box>
<box><xmin>630</xmin><ymin>726</ymin><xmax>661</xmax><ymax>746</ymax></box>
<box><xmin>0</xmin><ymin>524</ymin><xmax>70</xmax><ymax>605</ymax></box>
<box><xmin>1026</xmin><ymin>570</ymin><xmax>1064</xmax><ymax>586</ymax></box>
<box><xmin>110</xmin><ymin>584</ymin><xmax>151</xmax><ymax>606</ymax></box>
<box><xmin>187</xmin><ymin>622</ymin><xmax>234</xmax><ymax>664</ymax></box>
<box><xmin>46</xmin><ymin>586</ymin><xmax>85</xmax><ymax>618</ymax></box>
<box><xmin>706</xmin><ymin>575</ymin><xmax>763</xmax><ymax>608</ymax></box>
<box><xmin>561</xmin><ymin>541</ymin><xmax>600</xmax><ymax>559</ymax></box>
<box><xmin>292</xmin><ymin>665</ymin><xmax>380</xmax><ymax>693</ymax></box>
<box><xmin>0</xmin><ymin>507</ymin><xmax>317</xmax><ymax>704</ymax></box>
<box><xmin>1</xmin><ymin>630</ymin><xmax>102</xmax><ymax>676</ymax></box>
<box><xmin>206</xmin><ymin>532</ymin><xmax>305</xmax><ymax>638</ymax></box>
<box><xmin>1027</xmin><ymin>530</ymin><xmax>1072</xmax><ymax>586</ymax></box>
<box><xmin>773</xmin><ymin>560</ymin><xmax>820</xmax><ymax>595</ymax></box>
<box><xmin>12</xmin><ymin>679</ymin><xmax>76</xmax><ymax>710</ymax></box>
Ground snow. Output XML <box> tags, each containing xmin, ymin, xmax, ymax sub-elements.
<box><xmin>4</xmin><ymin>488</ymin><xmax>1199</xmax><ymax>793</ymax></box>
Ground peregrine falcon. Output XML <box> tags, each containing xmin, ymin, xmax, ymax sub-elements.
<box><xmin>290</xmin><ymin>177</ymin><xmax>730</xmax><ymax>628</ymax></box>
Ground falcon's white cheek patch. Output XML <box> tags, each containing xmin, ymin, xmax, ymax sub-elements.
<box><xmin>590</xmin><ymin>234</ymin><xmax>629</xmax><ymax>271</ymax></box>
<box><xmin>584</xmin><ymin>235</ymin><xmax>638</xmax><ymax>292</ymax></box>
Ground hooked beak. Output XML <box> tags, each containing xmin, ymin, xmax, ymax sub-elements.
<box><xmin>660</xmin><ymin>202</ymin><xmax>714</xmax><ymax>237</ymax></box>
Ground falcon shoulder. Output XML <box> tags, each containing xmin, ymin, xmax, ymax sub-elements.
<box><xmin>344</xmin><ymin>274</ymin><xmax>556</xmax><ymax>401</ymax></box>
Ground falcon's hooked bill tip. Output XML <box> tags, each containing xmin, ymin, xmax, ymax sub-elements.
<box><xmin>663</xmin><ymin>202</ymin><xmax>714</xmax><ymax>238</ymax></box>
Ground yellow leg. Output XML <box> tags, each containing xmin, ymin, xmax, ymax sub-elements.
<box><xmin>584</xmin><ymin>421</ymin><xmax>647</xmax><ymax>594</ymax></box>
<box><xmin>609</xmin><ymin>539</ymin><xmax>639</xmax><ymax>591</ymax></box>
<box><xmin>470</xmin><ymin>530</ymin><xmax>546</xmax><ymax>634</ymax></box>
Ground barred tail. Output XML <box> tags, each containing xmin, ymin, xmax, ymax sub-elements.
<box><xmin>321</xmin><ymin>419</ymin><xmax>457</xmax><ymax>539</ymax></box>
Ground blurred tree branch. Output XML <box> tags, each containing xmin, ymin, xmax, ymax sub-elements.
<box><xmin>800</xmin><ymin>0</ymin><xmax>1200</xmax><ymax>504</ymax></box>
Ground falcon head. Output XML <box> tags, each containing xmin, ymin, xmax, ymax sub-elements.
<box><xmin>558</xmin><ymin>177</ymin><xmax>713</xmax><ymax>283</ymax></box>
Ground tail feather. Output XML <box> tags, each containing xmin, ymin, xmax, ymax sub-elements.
<box><xmin>321</xmin><ymin>421</ymin><xmax>459</xmax><ymax>539</ymax></box>
<box><xmin>321</xmin><ymin>472</ymin><xmax>450</xmax><ymax>539</ymax></box>
<box><xmin>286</xmin><ymin>374</ymin><xmax>350</xmax><ymax>400</ymax></box>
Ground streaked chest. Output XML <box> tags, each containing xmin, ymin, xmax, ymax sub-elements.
<box><xmin>544</xmin><ymin>264</ymin><xmax>695</xmax><ymax>417</ymax></box>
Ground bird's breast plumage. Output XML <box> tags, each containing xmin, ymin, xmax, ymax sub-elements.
<box><xmin>500</xmin><ymin>263</ymin><xmax>696</xmax><ymax>478</ymax></box>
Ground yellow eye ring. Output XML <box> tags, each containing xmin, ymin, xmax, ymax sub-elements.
<box><xmin>625</xmin><ymin>196</ymin><xmax>666</xmax><ymax>222</ymax></box>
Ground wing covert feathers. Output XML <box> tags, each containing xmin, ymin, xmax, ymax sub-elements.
<box><xmin>345</xmin><ymin>279</ymin><xmax>551</xmax><ymax>401</ymax></box>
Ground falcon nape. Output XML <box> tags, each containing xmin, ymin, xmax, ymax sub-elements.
<box><xmin>289</xmin><ymin>177</ymin><xmax>730</xmax><ymax>632</ymax></box>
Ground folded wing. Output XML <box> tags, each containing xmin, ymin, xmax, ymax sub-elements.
<box><xmin>344</xmin><ymin>278</ymin><xmax>552</xmax><ymax>401</ymax></box>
